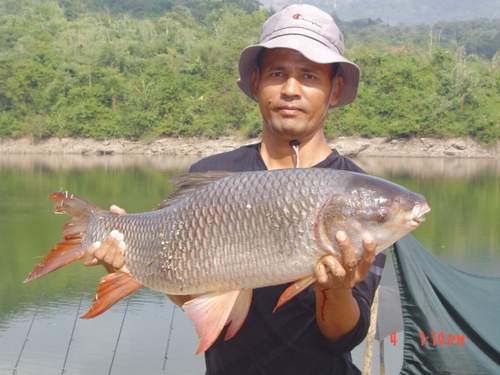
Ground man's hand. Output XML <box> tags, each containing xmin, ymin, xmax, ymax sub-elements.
<box><xmin>315</xmin><ymin>231</ymin><xmax>376</xmax><ymax>290</ymax></box>
<box><xmin>314</xmin><ymin>230</ymin><xmax>377</xmax><ymax>341</ymax></box>
<box><xmin>83</xmin><ymin>205</ymin><xmax>127</xmax><ymax>273</ymax></box>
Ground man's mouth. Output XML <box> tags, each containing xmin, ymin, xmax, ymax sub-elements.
<box><xmin>274</xmin><ymin>106</ymin><xmax>304</xmax><ymax>116</ymax></box>
<box><xmin>409</xmin><ymin>202</ymin><xmax>431</xmax><ymax>227</ymax></box>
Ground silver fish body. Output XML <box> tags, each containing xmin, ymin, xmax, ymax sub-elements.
<box><xmin>82</xmin><ymin>168</ymin><xmax>429</xmax><ymax>295</ymax></box>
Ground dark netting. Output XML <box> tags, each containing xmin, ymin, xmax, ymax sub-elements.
<box><xmin>392</xmin><ymin>235</ymin><xmax>500</xmax><ymax>375</ymax></box>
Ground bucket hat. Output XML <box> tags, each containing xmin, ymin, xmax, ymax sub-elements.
<box><xmin>237</xmin><ymin>4</ymin><xmax>360</xmax><ymax>107</ymax></box>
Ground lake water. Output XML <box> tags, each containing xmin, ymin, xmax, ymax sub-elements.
<box><xmin>0</xmin><ymin>154</ymin><xmax>498</xmax><ymax>375</ymax></box>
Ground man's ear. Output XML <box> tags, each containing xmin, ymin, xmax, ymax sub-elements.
<box><xmin>250</xmin><ymin>70</ymin><xmax>259</xmax><ymax>99</ymax></box>
<box><xmin>329</xmin><ymin>75</ymin><xmax>344</xmax><ymax>107</ymax></box>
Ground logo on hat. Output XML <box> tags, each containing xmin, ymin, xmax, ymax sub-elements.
<box><xmin>291</xmin><ymin>13</ymin><xmax>321</xmax><ymax>28</ymax></box>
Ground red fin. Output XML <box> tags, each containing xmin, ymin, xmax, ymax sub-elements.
<box><xmin>183</xmin><ymin>290</ymin><xmax>240</xmax><ymax>354</ymax></box>
<box><xmin>24</xmin><ymin>191</ymin><xmax>105</xmax><ymax>283</ymax></box>
<box><xmin>24</xmin><ymin>239</ymin><xmax>85</xmax><ymax>283</ymax></box>
<box><xmin>224</xmin><ymin>289</ymin><xmax>252</xmax><ymax>341</ymax></box>
<box><xmin>273</xmin><ymin>276</ymin><xmax>315</xmax><ymax>313</ymax></box>
<box><xmin>81</xmin><ymin>272</ymin><xmax>143</xmax><ymax>319</ymax></box>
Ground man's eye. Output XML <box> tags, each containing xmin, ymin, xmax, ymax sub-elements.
<box><xmin>303</xmin><ymin>73</ymin><xmax>316</xmax><ymax>80</ymax></box>
<box><xmin>270</xmin><ymin>71</ymin><xmax>282</xmax><ymax>77</ymax></box>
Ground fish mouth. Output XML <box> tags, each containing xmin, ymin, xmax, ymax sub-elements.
<box><xmin>409</xmin><ymin>202</ymin><xmax>431</xmax><ymax>227</ymax></box>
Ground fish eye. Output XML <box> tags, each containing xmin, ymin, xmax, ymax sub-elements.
<box><xmin>374</xmin><ymin>209</ymin><xmax>389</xmax><ymax>223</ymax></box>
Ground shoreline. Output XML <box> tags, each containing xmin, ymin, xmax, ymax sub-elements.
<box><xmin>0</xmin><ymin>136</ymin><xmax>498</xmax><ymax>159</ymax></box>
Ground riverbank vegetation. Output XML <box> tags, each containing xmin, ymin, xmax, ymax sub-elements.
<box><xmin>0</xmin><ymin>0</ymin><xmax>499</xmax><ymax>142</ymax></box>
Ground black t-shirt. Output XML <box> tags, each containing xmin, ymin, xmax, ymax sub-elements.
<box><xmin>190</xmin><ymin>143</ymin><xmax>386</xmax><ymax>375</ymax></box>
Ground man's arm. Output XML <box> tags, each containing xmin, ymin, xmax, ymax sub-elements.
<box><xmin>313</xmin><ymin>231</ymin><xmax>377</xmax><ymax>341</ymax></box>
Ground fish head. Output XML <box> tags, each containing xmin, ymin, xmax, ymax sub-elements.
<box><xmin>322</xmin><ymin>174</ymin><xmax>431</xmax><ymax>256</ymax></box>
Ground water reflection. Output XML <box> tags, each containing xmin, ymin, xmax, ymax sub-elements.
<box><xmin>1</xmin><ymin>153</ymin><xmax>498</xmax><ymax>177</ymax></box>
<box><xmin>0</xmin><ymin>154</ymin><xmax>196</xmax><ymax>172</ymax></box>
<box><xmin>0</xmin><ymin>155</ymin><xmax>498</xmax><ymax>375</ymax></box>
<box><xmin>357</xmin><ymin>156</ymin><xmax>500</xmax><ymax>178</ymax></box>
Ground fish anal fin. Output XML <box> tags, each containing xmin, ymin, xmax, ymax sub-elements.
<box><xmin>224</xmin><ymin>289</ymin><xmax>252</xmax><ymax>341</ymax></box>
<box><xmin>183</xmin><ymin>290</ymin><xmax>240</xmax><ymax>354</ymax></box>
<box><xmin>273</xmin><ymin>275</ymin><xmax>315</xmax><ymax>313</ymax></box>
<box><xmin>81</xmin><ymin>271</ymin><xmax>143</xmax><ymax>319</ymax></box>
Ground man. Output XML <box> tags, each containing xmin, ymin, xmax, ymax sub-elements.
<box><xmin>86</xmin><ymin>4</ymin><xmax>386</xmax><ymax>374</ymax></box>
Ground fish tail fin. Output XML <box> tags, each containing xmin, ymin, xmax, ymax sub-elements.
<box><xmin>81</xmin><ymin>271</ymin><xmax>143</xmax><ymax>319</ymax></box>
<box><xmin>24</xmin><ymin>191</ymin><xmax>105</xmax><ymax>283</ymax></box>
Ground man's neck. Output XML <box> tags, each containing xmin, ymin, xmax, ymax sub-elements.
<box><xmin>260</xmin><ymin>130</ymin><xmax>333</xmax><ymax>170</ymax></box>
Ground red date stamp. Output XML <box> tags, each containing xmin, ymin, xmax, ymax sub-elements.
<box><xmin>389</xmin><ymin>330</ymin><xmax>465</xmax><ymax>347</ymax></box>
<box><xmin>419</xmin><ymin>330</ymin><xmax>465</xmax><ymax>347</ymax></box>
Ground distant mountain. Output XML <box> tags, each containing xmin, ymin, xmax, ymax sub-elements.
<box><xmin>260</xmin><ymin>0</ymin><xmax>500</xmax><ymax>24</ymax></box>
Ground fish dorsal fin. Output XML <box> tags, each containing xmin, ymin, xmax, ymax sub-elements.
<box><xmin>158</xmin><ymin>171</ymin><xmax>235</xmax><ymax>209</ymax></box>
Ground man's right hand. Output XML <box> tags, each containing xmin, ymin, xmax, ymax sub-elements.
<box><xmin>84</xmin><ymin>205</ymin><xmax>127</xmax><ymax>273</ymax></box>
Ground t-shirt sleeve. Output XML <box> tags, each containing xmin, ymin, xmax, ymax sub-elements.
<box><xmin>321</xmin><ymin>251</ymin><xmax>387</xmax><ymax>354</ymax></box>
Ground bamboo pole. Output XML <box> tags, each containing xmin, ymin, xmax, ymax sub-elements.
<box><xmin>379</xmin><ymin>339</ymin><xmax>385</xmax><ymax>375</ymax></box>
<box><xmin>362</xmin><ymin>286</ymin><xmax>380</xmax><ymax>375</ymax></box>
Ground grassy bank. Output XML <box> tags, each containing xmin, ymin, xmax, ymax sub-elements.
<box><xmin>0</xmin><ymin>0</ymin><xmax>499</xmax><ymax>143</ymax></box>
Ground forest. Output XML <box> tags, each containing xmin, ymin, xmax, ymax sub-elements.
<box><xmin>264</xmin><ymin>0</ymin><xmax>500</xmax><ymax>25</ymax></box>
<box><xmin>0</xmin><ymin>0</ymin><xmax>499</xmax><ymax>142</ymax></box>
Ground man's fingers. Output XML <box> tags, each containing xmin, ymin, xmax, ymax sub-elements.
<box><xmin>103</xmin><ymin>244</ymin><xmax>117</xmax><ymax>265</ymax></box>
<box><xmin>94</xmin><ymin>230</ymin><xmax>123</xmax><ymax>259</ymax></box>
<box><xmin>315</xmin><ymin>262</ymin><xmax>328</xmax><ymax>284</ymax></box>
<box><xmin>83</xmin><ymin>230</ymin><xmax>126</xmax><ymax>272</ymax></box>
<box><xmin>336</xmin><ymin>231</ymin><xmax>357</xmax><ymax>280</ymax></box>
<box><xmin>321</xmin><ymin>256</ymin><xmax>345</xmax><ymax>278</ymax></box>
<box><xmin>315</xmin><ymin>256</ymin><xmax>346</xmax><ymax>287</ymax></box>
<box><xmin>110</xmin><ymin>205</ymin><xmax>126</xmax><ymax>215</ymax></box>
<box><xmin>84</xmin><ymin>241</ymin><xmax>101</xmax><ymax>266</ymax></box>
<box><xmin>112</xmin><ymin>242</ymin><xmax>127</xmax><ymax>269</ymax></box>
<box><xmin>356</xmin><ymin>233</ymin><xmax>376</xmax><ymax>280</ymax></box>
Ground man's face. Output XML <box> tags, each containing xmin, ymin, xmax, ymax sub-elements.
<box><xmin>252</xmin><ymin>48</ymin><xmax>335</xmax><ymax>141</ymax></box>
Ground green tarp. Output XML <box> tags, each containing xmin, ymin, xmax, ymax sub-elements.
<box><xmin>392</xmin><ymin>235</ymin><xmax>500</xmax><ymax>375</ymax></box>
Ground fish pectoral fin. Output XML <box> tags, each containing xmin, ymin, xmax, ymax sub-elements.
<box><xmin>81</xmin><ymin>271</ymin><xmax>143</xmax><ymax>319</ymax></box>
<box><xmin>183</xmin><ymin>290</ymin><xmax>241</xmax><ymax>354</ymax></box>
<box><xmin>224</xmin><ymin>289</ymin><xmax>253</xmax><ymax>341</ymax></box>
<box><xmin>273</xmin><ymin>275</ymin><xmax>316</xmax><ymax>313</ymax></box>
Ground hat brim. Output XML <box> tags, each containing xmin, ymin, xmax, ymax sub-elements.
<box><xmin>237</xmin><ymin>34</ymin><xmax>360</xmax><ymax>108</ymax></box>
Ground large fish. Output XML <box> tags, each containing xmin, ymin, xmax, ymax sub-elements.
<box><xmin>25</xmin><ymin>168</ymin><xmax>430</xmax><ymax>353</ymax></box>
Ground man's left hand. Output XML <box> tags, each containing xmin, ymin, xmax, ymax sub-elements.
<box><xmin>315</xmin><ymin>231</ymin><xmax>376</xmax><ymax>290</ymax></box>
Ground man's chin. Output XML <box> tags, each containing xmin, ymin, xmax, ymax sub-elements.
<box><xmin>269</xmin><ymin>121</ymin><xmax>308</xmax><ymax>138</ymax></box>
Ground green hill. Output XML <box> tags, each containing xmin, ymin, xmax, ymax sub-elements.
<box><xmin>0</xmin><ymin>0</ymin><xmax>499</xmax><ymax>142</ymax></box>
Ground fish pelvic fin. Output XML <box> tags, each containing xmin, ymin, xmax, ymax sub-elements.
<box><xmin>81</xmin><ymin>271</ymin><xmax>143</xmax><ymax>319</ymax></box>
<box><xmin>24</xmin><ymin>191</ymin><xmax>106</xmax><ymax>283</ymax></box>
<box><xmin>273</xmin><ymin>275</ymin><xmax>316</xmax><ymax>313</ymax></box>
<box><xmin>183</xmin><ymin>289</ymin><xmax>252</xmax><ymax>354</ymax></box>
<box><xmin>224</xmin><ymin>289</ymin><xmax>252</xmax><ymax>341</ymax></box>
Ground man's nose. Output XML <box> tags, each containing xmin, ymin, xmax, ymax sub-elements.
<box><xmin>281</xmin><ymin>77</ymin><xmax>301</xmax><ymax>99</ymax></box>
